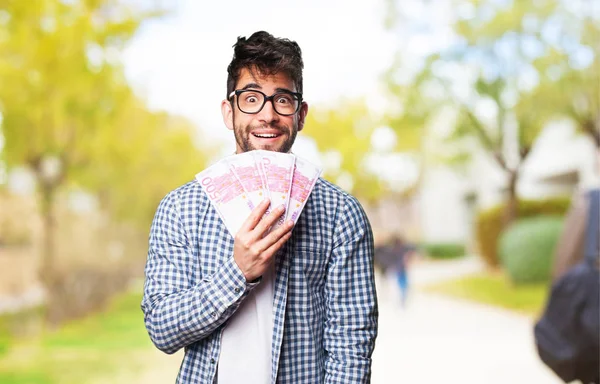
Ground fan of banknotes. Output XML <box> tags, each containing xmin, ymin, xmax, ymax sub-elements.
<box><xmin>195</xmin><ymin>150</ymin><xmax>322</xmax><ymax>237</ymax></box>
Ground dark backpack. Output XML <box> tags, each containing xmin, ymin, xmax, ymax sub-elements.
<box><xmin>534</xmin><ymin>189</ymin><xmax>600</xmax><ymax>384</ymax></box>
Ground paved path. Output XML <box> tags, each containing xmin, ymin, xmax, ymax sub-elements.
<box><xmin>132</xmin><ymin>256</ymin><xmax>562</xmax><ymax>383</ymax></box>
<box><xmin>372</xmin><ymin>292</ymin><xmax>561</xmax><ymax>383</ymax></box>
<box><xmin>372</xmin><ymin>256</ymin><xmax>561</xmax><ymax>384</ymax></box>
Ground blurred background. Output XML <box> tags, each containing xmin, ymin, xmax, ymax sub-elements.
<box><xmin>0</xmin><ymin>0</ymin><xmax>598</xmax><ymax>383</ymax></box>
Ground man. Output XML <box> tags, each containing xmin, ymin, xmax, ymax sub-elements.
<box><xmin>141</xmin><ymin>31</ymin><xmax>378</xmax><ymax>383</ymax></box>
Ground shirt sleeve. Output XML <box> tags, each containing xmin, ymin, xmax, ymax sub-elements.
<box><xmin>323</xmin><ymin>195</ymin><xmax>379</xmax><ymax>383</ymax></box>
<box><xmin>141</xmin><ymin>190</ymin><xmax>259</xmax><ymax>354</ymax></box>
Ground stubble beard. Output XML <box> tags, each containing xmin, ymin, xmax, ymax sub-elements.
<box><xmin>233</xmin><ymin>117</ymin><xmax>298</xmax><ymax>154</ymax></box>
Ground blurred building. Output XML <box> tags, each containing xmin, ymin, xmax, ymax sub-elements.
<box><xmin>416</xmin><ymin>122</ymin><xmax>598</xmax><ymax>250</ymax></box>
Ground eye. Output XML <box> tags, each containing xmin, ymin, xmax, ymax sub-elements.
<box><xmin>244</xmin><ymin>94</ymin><xmax>259</xmax><ymax>104</ymax></box>
<box><xmin>275</xmin><ymin>94</ymin><xmax>293</xmax><ymax>104</ymax></box>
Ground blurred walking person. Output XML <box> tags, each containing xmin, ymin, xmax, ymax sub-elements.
<box><xmin>389</xmin><ymin>235</ymin><xmax>418</xmax><ymax>308</ymax></box>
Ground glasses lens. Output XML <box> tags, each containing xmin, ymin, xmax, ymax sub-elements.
<box><xmin>271</xmin><ymin>93</ymin><xmax>299</xmax><ymax>115</ymax></box>
<box><xmin>237</xmin><ymin>91</ymin><xmax>299</xmax><ymax>115</ymax></box>
<box><xmin>237</xmin><ymin>91</ymin><xmax>265</xmax><ymax>114</ymax></box>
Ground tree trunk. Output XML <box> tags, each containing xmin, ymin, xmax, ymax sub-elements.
<box><xmin>30</xmin><ymin>156</ymin><xmax>64</xmax><ymax>288</ymax></box>
<box><xmin>503</xmin><ymin>169</ymin><xmax>519</xmax><ymax>228</ymax></box>
<box><xmin>30</xmin><ymin>155</ymin><xmax>66</xmax><ymax>326</ymax></box>
<box><xmin>582</xmin><ymin>118</ymin><xmax>599</xmax><ymax>149</ymax></box>
<box><xmin>38</xmin><ymin>181</ymin><xmax>57</xmax><ymax>289</ymax></box>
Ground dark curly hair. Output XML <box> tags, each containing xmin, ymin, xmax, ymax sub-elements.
<box><xmin>226</xmin><ymin>31</ymin><xmax>304</xmax><ymax>98</ymax></box>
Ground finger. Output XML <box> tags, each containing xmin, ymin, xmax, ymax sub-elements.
<box><xmin>256</xmin><ymin>219</ymin><xmax>294</xmax><ymax>251</ymax></box>
<box><xmin>253</xmin><ymin>204</ymin><xmax>287</xmax><ymax>237</ymax></box>
<box><xmin>261</xmin><ymin>228</ymin><xmax>293</xmax><ymax>259</ymax></box>
<box><xmin>239</xmin><ymin>199</ymin><xmax>271</xmax><ymax>232</ymax></box>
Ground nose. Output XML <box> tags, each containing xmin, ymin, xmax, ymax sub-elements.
<box><xmin>257</xmin><ymin>98</ymin><xmax>279</xmax><ymax>123</ymax></box>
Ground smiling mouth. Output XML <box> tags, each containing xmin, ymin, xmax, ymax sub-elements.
<box><xmin>252</xmin><ymin>133</ymin><xmax>280</xmax><ymax>139</ymax></box>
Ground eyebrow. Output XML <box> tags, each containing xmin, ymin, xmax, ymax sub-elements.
<box><xmin>240</xmin><ymin>83</ymin><xmax>261</xmax><ymax>91</ymax></box>
<box><xmin>275</xmin><ymin>87</ymin><xmax>297</xmax><ymax>94</ymax></box>
<box><xmin>239</xmin><ymin>83</ymin><xmax>297</xmax><ymax>94</ymax></box>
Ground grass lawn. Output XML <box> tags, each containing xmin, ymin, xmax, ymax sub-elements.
<box><xmin>421</xmin><ymin>270</ymin><xmax>551</xmax><ymax>317</ymax></box>
<box><xmin>0</xmin><ymin>290</ymin><xmax>155</xmax><ymax>384</ymax></box>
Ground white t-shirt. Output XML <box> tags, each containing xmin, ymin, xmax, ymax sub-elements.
<box><xmin>217</xmin><ymin>264</ymin><xmax>275</xmax><ymax>384</ymax></box>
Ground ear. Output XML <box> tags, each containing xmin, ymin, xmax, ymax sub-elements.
<box><xmin>221</xmin><ymin>99</ymin><xmax>234</xmax><ymax>130</ymax></box>
<box><xmin>297</xmin><ymin>101</ymin><xmax>309</xmax><ymax>132</ymax></box>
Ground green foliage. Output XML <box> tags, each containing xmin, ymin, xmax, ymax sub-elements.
<box><xmin>383</xmin><ymin>0</ymin><xmax>600</xmax><ymax>229</ymax></box>
<box><xmin>0</xmin><ymin>291</ymin><xmax>153</xmax><ymax>383</ymax></box>
<box><xmin>0</xmin><ymin>305</ymin><xmax>44</xmax><ymax>357</ymax></box>
<box><xmin>0</xmin><ymin>318</ymin><xmax>11</xmax><ymax>357</ymax></box>
<box><xmin>475</xmin><ymin>197</ymin><xmax>571</xmax><ymax>267</ymax></box>
<box><xmin>42</xmin><ymin>292</ymin><xmax>149</xmax><ymax>350</ymax></box>
<box><xmin>419</xmin><ymin>242</ymin><xmax>466</xmax><ymax>259</ymax></box>
<box><xmin>382</xmin><ymin>60</ymin><xmax>436</xmax><ymax>153</ymax></box>
<box><xmin>423</xmin><ymin>271</ymin><xmax>549</xmax><ymax>317</ymax></box>
<box><xmin>303</xmin><ymin>99</ymin><xmax>387</xmax><ymax>201</ymax></box>
<box><xmin>498</xmin><ymin>216</ymin><xmax>564</xmax><ymax>284</ymax></box>
<box><xmin>448</xmin><ymin>0</ymin><xmax>599</xmax><ymax>147</ymax></box>
<box><xmin>77</xmin><ymin>99</ymin><xmax>213</xmax><ymax>227</ymax></box>
<box><xmin>0</xmin><ymin>0</ymin><xmax>209</xmax><ymax>229</ymax></box>
<box><xmin>0</xmin><ymin>2</ymin><xmax>211</xmax><ymax>335</ymax></box>
<box><xmin>0</xmin><ymin>0</ymin><xmax>153</xmax><ymax>170</ymax></box>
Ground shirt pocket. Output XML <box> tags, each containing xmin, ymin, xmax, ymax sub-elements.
<box><xmin>292</xmin><ymin>247</ymin><xmax>328</xmax><ymax>292</ymax></box>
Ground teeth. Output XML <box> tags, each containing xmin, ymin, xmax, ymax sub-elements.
<box><xmin>254</xmin><ymin>134</ymin><xmax>277</xmax><ymax>138</ymax></box>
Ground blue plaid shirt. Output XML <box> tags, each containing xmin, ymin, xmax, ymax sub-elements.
<box><xmin>141</xmin><ymin>177</ymin><xmax>378</xmax><ymax>383</ymax></box>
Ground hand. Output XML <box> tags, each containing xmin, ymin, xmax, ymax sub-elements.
<box><xmin>233</xmin><ymin>199</ymin><xmax>294</xmax><ymax>282</ymax></box>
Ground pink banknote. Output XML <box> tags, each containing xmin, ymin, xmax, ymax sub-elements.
<box><xmin>286</xmin><ymin>155</ymin><xmax>322</xmax><ymax>224</ymax></box>
<box><xmin>225</xmin><ymin>152</ymin><xmax>268</xmax><ymax>210</ymax></box>
<box><xmin>256</xmin><ymin>150</ymin><xmax>296</xmax><ymax>230</ymax></box>
<box><xmin>195</xmin><ymin>160</ymin><xmax>253</xmax><ymax>236</ymax></box>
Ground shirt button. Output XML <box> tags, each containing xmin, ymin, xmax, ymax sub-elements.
<box><xmin>234</xmin><ymin>287</ymin><xmax>240</xmax><ymax>293</ymax></box>
<box><xmin>210</xmin><ymin>358</ymin><xmax>216</xmax><ymax>364</ymax></box>
<box><xmin>211</xmin><ymin>312</ymin><xmax>217</xmax><ymax>317</ymax></box>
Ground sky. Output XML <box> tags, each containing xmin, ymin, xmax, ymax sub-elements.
<box><xmin>122</xmin><ymin>0</ymin><xmax>398</xmax><ymax>162</ymax></box>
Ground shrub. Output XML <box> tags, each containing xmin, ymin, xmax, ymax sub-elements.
<box><xmin>475</xmin><ymin>197</ymin><xmax>571</xmax><ymax>267</ymax></box>
<box><xmin>498</xmin><ymin>215</ymin><xmax>564</xmax><ymax>285</ymax></box>
<box><xmin>0</xmin><ymin>305</ymin><xmax>45</xmax><ymax>357</ymax></box>
<box><xmin>44</xmin><ymin>265</ymin><xmax>132</xmax><ymax>325</ymax></box>
<box><xmin>0</xmin><ymin>316</ymin><xmax>9</xmax><ymax>357</ymax></box>
<box><xmin>419</xmin><ymin>242</ymin><xmax>466</xmax><ymax>259</ymax></box>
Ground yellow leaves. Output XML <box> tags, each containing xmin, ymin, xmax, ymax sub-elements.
<box><xmin>304</xmin><ymin>98</ymin><xmax>389</xmax><ymax>199</ymax></box>
<box><xmin>92</xmin><ymin>103</ymin><xmax>210</xmax><ymax>225</ymax></box>
<box><xmin>0</xmin><ymin>0</ymin><xmax>200</xmax><ymax>227</ymax></box>
<box><xmin>386</xmin><ymin>113</ymin><xmax>425</xmax><ymax>152</ymax></box>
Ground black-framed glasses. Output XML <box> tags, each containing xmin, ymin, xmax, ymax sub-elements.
<box><xmin>229</xmin><ymin>89</ymin><xmax>302</xmax><ymax>116</ymax></box>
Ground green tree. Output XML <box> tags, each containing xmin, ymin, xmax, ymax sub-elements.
<box><xmin>382</xmin><ymin>59</ymin><xmax>443</xmax><ymax>198</ymax></box>
<box><xmin>304</xmin><ymin>99</ymin><xmax>386</xmax><ymax>202</ymax></box>
<box><xmin>0</xmin><ymin>0</ymin><xmax>163</xmax><ymax>286</ymax></box>
<box><xmin>384</xmin><ymin>0</ymin><xmax>598</xmax><ymax>225</ymax></box>
<box><xmin>523</xmin><ymin>2</ymin><xmax>600</xmax><ymax>148</ymax></box>
<box><xmin>89</xmin><ymin>97</ymin><xmax>214</xmax><ymax>227</ymax></box>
